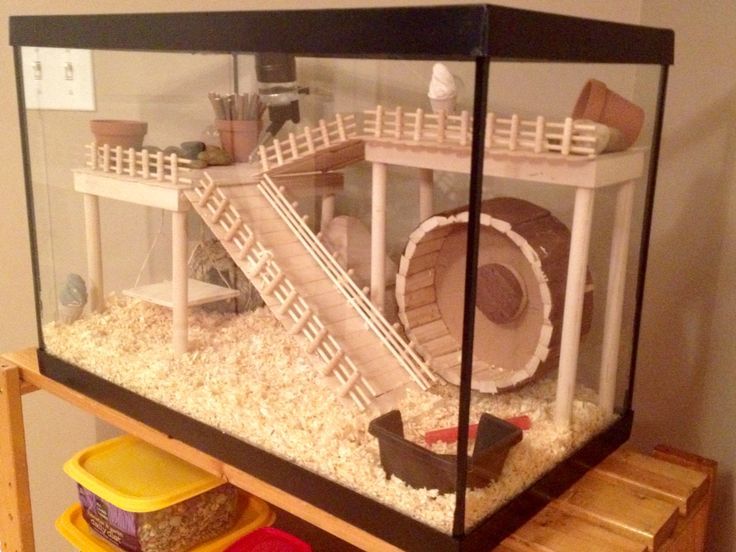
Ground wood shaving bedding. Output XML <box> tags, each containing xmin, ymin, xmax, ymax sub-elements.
<box><xmin>45</xmin><ymin>296</ymin><xmax>616</xmax><ymax>533</ymax></box>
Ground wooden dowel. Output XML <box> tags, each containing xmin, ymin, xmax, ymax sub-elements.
<box><xmin>102</xmin><ymin>144</ymin><xmax>111</xmax><ymax>171</ymax></box>
<box><xmin>289</xmin><ymin>308</ymin><xmax>313</xmax><ymax>335</ymax></box>
<box><xmin>319</xmin><ymin>119</ymin><xmax>330</xmax><ymax>147</ymax></box>
<box><xmin>418</xmin><ymin>168</ymin><xmax>434</xmax><ymax>222</ymax></box>
<box><xmin>115</xmin><ymin>146</ymin><xmax>123</xmax><ymax>174</ymax></box>
<box><xmin>374</xmin><ymin>105</ymin><xmax>383</xmax><ymax>138</ymax></box>
<box><xmin>554</xmin><ymin>186</ymin><xmax>596</xmax><ymax>427</ymax></box>
<box><xmin>170</xmin><ymin>154</ymin><xmax>178</xmax><ymax>184</ymax></box>
<box><xmin>395</xmin><ymin>106</ymin><xmax>403</xmax><ymax>139</ymax></box>
<box><xmin>304</xmin><ymin>127</ymin><xmax>315</xmax><ymax>153</ymax></box>
<box><xmin>321</xmin><ymin>350</ymin><xmax>345</xmax><ymax>376</ymax></box>
<box><xmin>509</xmin><ymin>114</ymin><xmax>519</xmax><ymax>151</ymax></box>
<box><xmin>172</xmin><ymin>211</ymin><xmax>188</xmax><ymax>356</ymax></box>
<box><xmin>128</xmin><ymin>148</ymin><xmax>136</xmax><ymax>176</ymax></box>
<box><xmin>561</xmin><ymin>117</ymin><xmax>574</xmax><ymax>156</ymax></box>
<box><xmin>371</xmin><ymin>162</ymin><xmax>387</xmax><ymax>311</ymax></box>
<box><xmin>141</xmin><ymin>149</ymin><xmax>150</xmax><ymax>179</ymax></box>
<box><xmin>263</xmin><ymin>272</ymin><xmax>285</xmax><ymax>296</ymax></box>
<box><xmin>83</xmin><ymin>194</ymin><xmax>104</xmax><ymax>313</ymax></box>
<box><xmin>288</xmin><ymin>133</ymin><xmax>299</xmax><ymax>160</ymax></box>
<box><xmin>336</xmin><ymin>113</ymin><xmax>347</xmax><ymax>141</ymax></box>
<box><xmin>459</xmin><ymin>110</ymin><xmax>469</xmax><ymax>147</ymax></box>
<box><xmin>413</xmin><ymin>108</ymin><xmax>423</xmax><ymax>142</ymax></box>
<box><xmin>437</xmin><ymin>110</ymin><xmax>446</xmax><ymax>144</ymax></box>
<box><xmin>599</xmin><ymin>180</ymin><xmax>636</xmax><ymax>414</ymax></box>
<box><xmin>307</xmin><ymin>328</ymin><xmax>328</xmax><ymax>354</ymax></box>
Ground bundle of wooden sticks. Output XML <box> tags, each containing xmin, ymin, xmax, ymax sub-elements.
<box><xmin>208</xmin><ymin>92</ymin><xmax>265</xmax><ymax>121</ymax></box>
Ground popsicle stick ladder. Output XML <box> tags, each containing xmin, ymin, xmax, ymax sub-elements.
<box><xmin>255</xmin><ymin>106</ymin><xmax>644</xmax><ymax>422</ymax></box>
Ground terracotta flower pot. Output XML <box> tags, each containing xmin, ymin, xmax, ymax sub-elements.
<box><xmin>215</xmin><ymin>119</ymin><xmax>261</xmax><ymax>163</ymax></box>
<box><xmin>90</xmin><ymin>120</ymin><xmax>148</xmax><ymax>149</ymax></box>
<box><xmin>572</xmin><ymin>79</ymin><xmax>644</xmax><ymax>149</ymax></box>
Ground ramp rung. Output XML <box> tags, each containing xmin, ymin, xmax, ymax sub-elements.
<box><xmin>224</xmin><ymin>217</ymin><xmax>243</xmax><ymax>241</ymax></box>
<box><xmin>338</xmin><ymin>371</ymin><xmax>361</xmax><ymax>397</ymax></box>
<box><xmin>277</xmin><ymin>289</ymin><xmax>299</xmax><ymax>316</ymax></box>
<box><xmin>262</xmin><ymin>272</ymin><xmax>285</xmax><ymax>296</ymax></box>
<box><xmin>307</xmin><ymin>327</ymin><xmax>328</xmax><ymax>353</ymax></box>
<box><xmin>289</xmin><ymin>308</ymin><xmax>313</xmax><ymax>335</ymax></box>
<box><xmin>321</xmin><ymin>350</ymin><xmax>345</xmax><ymax>376</ymax></box>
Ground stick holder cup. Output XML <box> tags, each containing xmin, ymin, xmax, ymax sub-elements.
<box><xmin>216</xmin><ymin>119</ymin><xmax>261</xmax><ymax>163</ymax></box>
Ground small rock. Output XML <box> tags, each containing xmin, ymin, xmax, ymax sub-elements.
<box><xmin>179</xmin><ymin>141</ymin><xmax>206</xmax><ymax>160</ymax></box>
<box><xmin>198</xmin><ymin>145</ymin><xmax>233</xmax><ymax>166</ymax></box>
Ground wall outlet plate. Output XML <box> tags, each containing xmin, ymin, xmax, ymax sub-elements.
<box><xmin>22</xmin><ymin>47</ymin><xmax>95</xmax><ymax>111</ymax></box>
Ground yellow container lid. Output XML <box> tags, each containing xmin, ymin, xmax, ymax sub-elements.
<box><xmin>56</xmin><ymin>494</ymin><xmax>275</xmax><ymax>552</ymax></box>
<box><xmin>63</xmin><ymin>435</ymin><xmax>227</xmax><ymax>513</ymax></box>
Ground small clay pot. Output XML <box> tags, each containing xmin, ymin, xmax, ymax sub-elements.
<box><xmin>90</xmin><ymin>119</ymin><xmax>148</xmax><ymax>148</ymax></box>
<box><xmin>572</xmin><ymin>79</ymin><xmax>644</xmax><ymax>149</ymax></box>
<box><xmin>215</xmin><ymin>119</ymin><xmax>260</xmax><ymax>163</ymax></box>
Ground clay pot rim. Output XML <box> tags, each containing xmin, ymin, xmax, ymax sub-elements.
<box><xmin>572</xmin><ymin>79</ymin><xmax>608</xmax><ymax>121</ymax></box>
<box><xmin>90</xmin><ymin>119</ymin><xmax>148</xmax><ymax>134</ymax></box>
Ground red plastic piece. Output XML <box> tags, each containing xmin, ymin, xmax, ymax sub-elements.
<box><xmin>224</xmin><ymin>527</ymin><xmax>312</xmax><ymax>552</ymax></box>
<box><xmin>424</xmin><ymin>415</ymin><xmax>531</xmax><ymax>445</ymax></box>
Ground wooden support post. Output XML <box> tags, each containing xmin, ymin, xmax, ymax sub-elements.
<box><xmin>115</xmin><ymin>146</ymin><xmax>123</xmax><ymax>174</ymax></box>
<box><xmin>599</xmin><ymin>180</ymin><xmax>636</xmax><ymax>414</ymax></box>
<box><xmin>554</xmin><ymin>186</ymin><xmax>596</xmax><ymax>427</ymax></box>
<box><xmin>172</xmin><ymin>210</ymin><xmax>188</xmax><ymax>356</ymax></box>
<box><xmin>83</xmin><ymin>193</ymin><xmax>104</xmax><ymax>313</ymax></box>
<box><xmin>0</xmin><ymin>363</ymin><xmax>36</xmax><ymax>552</ymax></box>
<box><xmin>321</xmin><ymin>194</ymin><xmax>336</xmax><ymax>233</ymax></box>
<box><xmin>418</xmin><ymin>168</ymin><xmax>434</xmax><ymax>222</ymax></box>
<box><xmin>127</xmin><ymin>148</ymin><xmax>136</xmax><ymax>176</ymax></box>
<box><xmin>371</xmin><ymin>162</ymin><xmax>387</xmax><ymax>311</ymax></box>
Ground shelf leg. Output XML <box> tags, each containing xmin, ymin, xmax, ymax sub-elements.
<box><xmin>371</xmin><ymin>162</ymin><xmax>387</xmax><ymax>311</ymax></box>
<box><xmin>555</xmin><ymin>187</ymin><xmax>596</xmax><ymax>428</ymax></box>
<box><xmin>320</xmin><ymin>193</ymin><xmax>335</xmax><ymax>233</ymax></box>
<box><xmin>0</xmin><ymin>362</ymin><xmax>36</xmax><ymax>552</ymax></box>
<box><xmin>83</xmin><ymin>193</ymin><xmax>104</xmax><ymax>313</ymax></box>
<box><xmin>599</xmin><ymin>180</ymin><xmax>636</xmax><ymax>414</ymax></box>
<box><xmin>418</xmin><ymin>168</ymin><xmax>434</xmax><ymax>222</ymax></box>
<box><xmin>172</xmin><ymin>211</ymin><xmax>189</xmax><ymax>356</ymax></box>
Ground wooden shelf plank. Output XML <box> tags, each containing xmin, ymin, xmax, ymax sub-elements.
<box><xmin>594</xmin><ymin>447</ymin><xmax>709</xmax><ymax>515</ymax></box>
<box><xmin>123</xmin><ymin>278</ymin><xmax>239</xmax><ymax>309</ymax></box>
<box><xmin>557</xmin><ymin>470</ymin><xmax>679</xmax><ymax>550</ymax></box>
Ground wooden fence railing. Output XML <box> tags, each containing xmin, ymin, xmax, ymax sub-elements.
<box><xmin>85</xmin><ymin>143</ymin><xmax>193</xmax><ymax>185</ymax></box>
<box><xmin>363</xmin><ymin>106</ymin><xmax>601</xmax><ymax>156</ymax></box>
<box><xmin>258</xmin><ymin>114</ymin><xmax>358</xmax><ymax>172</ymax></box>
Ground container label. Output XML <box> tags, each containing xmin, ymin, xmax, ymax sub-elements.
<box><xmin>78</xmin><ymin>485</ymin><xmax>142</xmax><ymax>551</ymax></box>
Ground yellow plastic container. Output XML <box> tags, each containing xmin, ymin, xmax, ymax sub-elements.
<box><xmin>56</xmin><ymin>494</ymin><xmax>275</xmax><ymax>552</ymax></box>
<box><xmin>63</xmin><ymin>435</ymin><xmax>262</xmax><ymax>552</ymax></box>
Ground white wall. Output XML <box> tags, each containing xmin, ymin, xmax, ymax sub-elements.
<box><xmin>5</xmin><ymin>1</ymin><xmax>733</xmax><ymax>550</ymax></box>
<box><xmin>631</xmin><ymin>1</ymin><xmax>736</xmax><ymax>550</ymax></box>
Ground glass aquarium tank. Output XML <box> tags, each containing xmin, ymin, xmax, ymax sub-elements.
<box><xmin>11</xmin><ymin>6</ymin><xmax>673</xmax><ymax>550</ymax></box>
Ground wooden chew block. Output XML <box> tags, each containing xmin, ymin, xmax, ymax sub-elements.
<box><xmin>509</xmin><ymin>506</ymin><xmax>646</xmax><ymax>552</ymax></box>
<box><xmin>594</xmin><ymin>448</ymin><xmax>708</xmax><ymax>515</ymax></box>
<box><xmin>557</xmin><ymin>470</ymin><xmax>679</xmax><ymax>550</ymax></box>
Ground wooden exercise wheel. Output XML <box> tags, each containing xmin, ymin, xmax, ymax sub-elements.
<box><xmin>396</xmin><ymin>197</ymin><xmax>593</xmax><ymax>393</ymax></box>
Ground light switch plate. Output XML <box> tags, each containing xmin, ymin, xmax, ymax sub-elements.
<box><xmin>22</xmin><ymin>47</ymin><xmax>95</xmax><ymax>111</ymax></box>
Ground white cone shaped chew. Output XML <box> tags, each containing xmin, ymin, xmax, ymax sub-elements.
<box><xmin>396</xmin><ymin>197</ymin><xmax>593</xmax><ymax>393</ymax></box>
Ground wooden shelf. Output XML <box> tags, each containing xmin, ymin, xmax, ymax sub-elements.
<box><xmin>0</xmin><ymin>349</ymin><xmax>717</xmax><ymax>552</ymax></box>
<box><xmin>123</xmin><ymin>279</ymin><xmax>240</xmax><ymax>309</ymax></box>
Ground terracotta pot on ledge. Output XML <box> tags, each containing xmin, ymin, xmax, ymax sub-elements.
<box><xmin>572</xmin><ymin>79</ymin><xmax>644</xmax><ymax>150</ymax></box>
<box><xmin>90</xmin><ymin>119</ymin><xmax>148</xmax><ymax>149</ymax></box>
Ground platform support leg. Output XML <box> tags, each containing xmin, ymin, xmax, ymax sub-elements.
<box><xmin>371</xmin><ymin>162</ymin><xmax>387</xmax><ymax>311</ymax></box>
<box><xmin>418</xmin><ymin>168</ymin><xmax>434</xmax><ymax>222</ymax></box>
<box><xmin>0</xmin><ymin>363</ymin><xmax>35</xmax><ymax>552</ymax></box>
<box><xmin>599</xmin><ymin>180</ymin><xmax>636</xmax><ymax>414</ymax></box>
<box><xmin>172</xmin><ymin>211</ymin><xmax>189</xmax><ymax>356</ymax></box>
<box><xmin>555</xmin><ymin>187</ymin><xmax>596</xmax><ymax>427</ymax></box>
<box><xmin>321</xmin><ymin>193</ymin><xmax>335</xmax><ymax>233</ymax></box>
<box><xmin>83</xmin><ymin>193</ymin><xmax>104</xmax><ymax>313</ymax></box>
